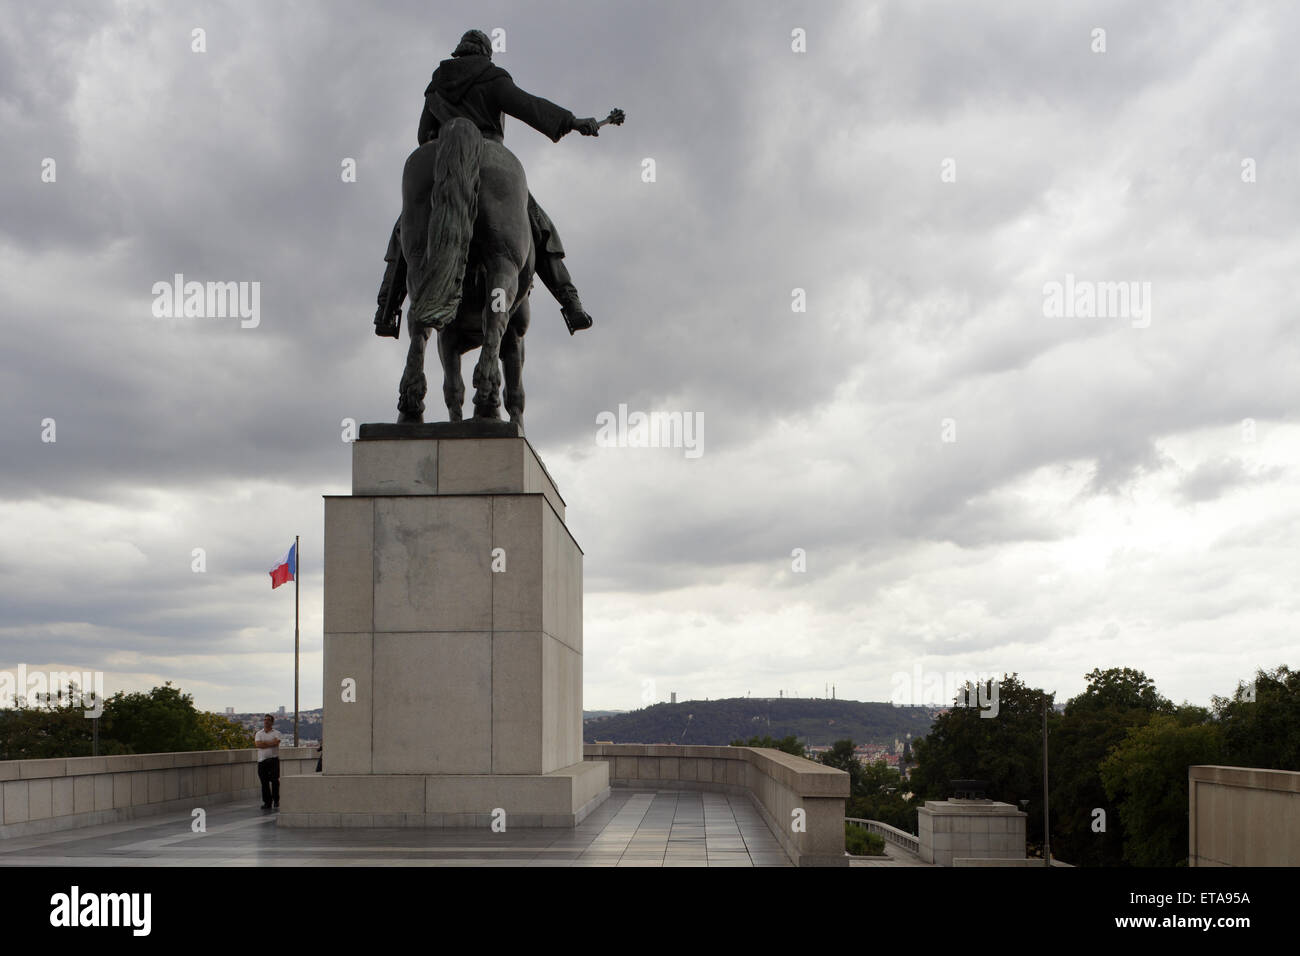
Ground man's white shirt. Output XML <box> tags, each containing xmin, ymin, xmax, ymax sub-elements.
<box><xmin>255</xmin><ymin>728</ymin><xmax>282</xmax><ymax>761</ymax></box>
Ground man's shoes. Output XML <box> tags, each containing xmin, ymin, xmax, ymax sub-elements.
<box><xmin>561</xmin><ymin>305</ymin><xmax>593</xmax><ymax>335</ymax></box>
<box><xmin>272</xmin><ymin>805</ymin><xmax>279</xmax><ymax>812</ymax></box>
<box><xmin>261</xmin><ymin>803</ymin><xmax>272</xmax><ymax>811</ymax></box>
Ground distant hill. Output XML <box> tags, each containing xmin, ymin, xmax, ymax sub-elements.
<box><xmin>583</xmin><ymin>698</ymin><xmax>936</xmax><ymax>747</ymax></box>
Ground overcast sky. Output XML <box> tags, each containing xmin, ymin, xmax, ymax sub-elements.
<box><xmin>1</xmin><ymin>0</ymin><xmax>1295</xmax><ymax>715</ymax></box>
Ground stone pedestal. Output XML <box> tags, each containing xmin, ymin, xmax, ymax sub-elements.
<box><xmin>280</xmin><ymin>422</ymin><xmax>609</xmax><ymax>828</ymax></box>
<box><xmin>917</xmin><ymin>799</ymin><xmax>1027</xmax><ymax>865</ymax></box>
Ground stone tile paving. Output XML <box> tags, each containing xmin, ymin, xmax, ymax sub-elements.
<box><xmin>0</xmin><ymin>789</ymin><xmax>792</xmax><ymax>867</ymax></box>
<box><xmin>848</xmin><ymin>842</ymin><xmax>939</xmax><ymax>866</ymax></box>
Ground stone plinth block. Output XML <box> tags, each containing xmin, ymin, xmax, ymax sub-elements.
<box><xmin>278</xmin><ymin>759</ymin><xmax>609</xmax><ymax>828</ymax></box>
<box><xmin>352</xmin><ymin>431</ymin><xmax>565</xmax><ymax>520</ymax></box>
<box><xmin>917</xmin><ymin>799</ymin><xmax>1027</xmax><ymax>866</ymax></box>
<box><xmin>288</xmin><ymin>429</ymin><xmax>600</xmax><ymax>827</ymax></box>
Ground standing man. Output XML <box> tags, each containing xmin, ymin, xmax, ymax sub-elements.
<box><xmin>255</xmin><ymin>714</ymin><xmax>282</xmax><ymax>811</ymax></box>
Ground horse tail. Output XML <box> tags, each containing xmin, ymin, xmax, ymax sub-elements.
<box><xmin>411</xmin><ymin>117</ymin><xmax>482</xmax><ymax>331</ymax></box>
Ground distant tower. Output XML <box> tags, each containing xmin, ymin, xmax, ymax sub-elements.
<box><xmin>670</xmin><ymin>692</ymin><xmax>677</xmax><ymax>704</ymax></box>
<box><xmin>832</xmin><ymin>684</ymin><xmax>836</xmax><ymax>700</ymax></box>
<box><xmin>278</xmin><ymin>705</ymin><xmax>286</xmax><ymax>716</ymax></box>
<box><xmin>225</xmin><ymin>706</ymin><xmax>234</xmax><ymax>715</ymax></box>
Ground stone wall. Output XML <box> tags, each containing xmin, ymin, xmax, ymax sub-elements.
<box><xmin>0</xmin><ymin>747</ymin><xmax>318</xmax><ymax>839</ymax></box>
<box><xmin>584</xmin><ymin>744</ymin><xmax>849</xmax><ymax>867</ymax></box>
<box><xmin>1189</xmin><ymin>765</ymin><xmax>1300</xmax><ymax>866</ymax></box>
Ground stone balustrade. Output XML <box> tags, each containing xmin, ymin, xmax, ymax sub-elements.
<box><xmin>846</xmin><ymin>817</ymin><xmax>920</xmax><ymax>854</ymax></box>
<box><xmin>584</xmin><ymin>743</ymin><xmax>849</xmax><ymax>866</ymax></box>
<box><xmin>0</xmin><ymin>747</ymin><xmax>318</xmax><ymax>839</ymax></box>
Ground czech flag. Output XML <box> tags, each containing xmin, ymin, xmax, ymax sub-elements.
<box><xmin>269</xmin><ymin>542</ymin><xmax>296</xmax><ymax>589</ymax></box>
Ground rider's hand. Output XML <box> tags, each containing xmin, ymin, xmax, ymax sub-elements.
<box><xmin>573</xmin><ymin>117</ymin><xmax>600</xmax><ymax>136</ymax></box>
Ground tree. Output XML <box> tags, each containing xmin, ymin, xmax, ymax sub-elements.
<box><xmin>1099</xmin><ymin>711</ymin><xmax>1222</xmax><ymax>866</ymax></box>
<box><xmin>1069</xmin><ymin>668</ymin><xmax>1172</xmax><ymax>717</ymax></box>
<box><xmin>814</xmin><ymin>740</ymin><xmax>916</xmax><ymax>832</ymax></box>
<box><xmin>196</xmin><ymin>710</ymin><xmax>255</xmax><ymax>750</ymax></box>
<box><xmin>0</xmin><ymin>683</ymin><xmax>111</xmax><ymax>760</ymax></box>
<box><xmin>908</xmin><ymin>674</ymin><xmax>1056</xmax><ymax>843</ymax></box>
<box><xmin>818</xmin><ymin>739</ymin><xmax>864</xmax><ymax>792</ymax></box>
<box><xmin>100</xmin><ymin>682</ymin><xmax>214</xmax><ymax>754</ymax></box>
<box><xmin>848</xmin><ymin>759</ymin><xmax>913</xmax><ymax>832</ymax></box>
<box><xmin>1052</xmin><ymin>668</ymin><xmax>1173</xmax><ymax>866</ymax></box>
<box><xmin>1213</xmin><ymin>665</ymin><xmax>1300</xmax><ymax>771</ymax></box>
<box><xmin>2</xmin><ymin>681</ymin><xmax>280</xmax><ymax>759</ymax></box>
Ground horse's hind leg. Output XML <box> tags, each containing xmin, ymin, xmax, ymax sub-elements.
<box><xmin>471</xmin><ymin>272</ymin><xmax>518</xmax><ymax>419</ymax></box>
<box><xmin>437</xmin><ymin>327</ymin><xmax>464</xmax><ymax>421</ymax></box>
<box><xmin>501</xmin><ymin>302</ymin><xmax>527</xmax><ymax>429</ymax></box>
<box><xmin>397</xmin><ymin>324</ymin><xmax>431</xmax><ymax>423</ymax></box>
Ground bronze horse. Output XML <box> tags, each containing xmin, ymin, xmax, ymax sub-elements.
<box><xmin>397</xmin><ymin>117</ymin><xmax>533</xmax><ymax>429</ymax></box>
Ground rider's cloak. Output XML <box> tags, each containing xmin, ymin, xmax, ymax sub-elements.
<box><xmin>418</xmin><ymin>55</ymin><xmax>577</xmax><ymax>147</ymax></box>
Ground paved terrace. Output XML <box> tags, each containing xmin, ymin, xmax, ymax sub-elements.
<box><xmin>0</xmin><ymin>744</ymin><xmax>852</xmax><ymax>865</ymax></box>
<box><xmin>0</xmin><ymin>789</ymin><xmax>791</xmax><ymax>867</ymax></box>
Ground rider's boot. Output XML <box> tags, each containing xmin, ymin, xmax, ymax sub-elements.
<box><xmin>374</xmin><ymin>219</ymin><xmax>405</xmax><ymax>338</ymax></box>
<box><xmin>533</xmin><ymin>248</ymin><xmax>592</xmax><ymax>335</ymax></box>
<box><xmin>560</xmin><ymin>290</ymin><xmax>593</xmax><ymax>335</ymax></box>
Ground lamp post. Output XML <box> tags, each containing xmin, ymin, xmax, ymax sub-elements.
<box><xmin>1042</xmin><ymin>695</ymin><xmax>1051</xmax><ymax>867</ymax></box>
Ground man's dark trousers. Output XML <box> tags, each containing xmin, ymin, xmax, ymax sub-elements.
<box><xmin>258</xmin><ymin>757</ymin><xmax>280</xmax><ymax>807</ymax></box>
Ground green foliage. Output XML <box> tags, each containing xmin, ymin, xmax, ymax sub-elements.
<box><xmin>908</xmin><ymin>674</ymin><xmax>1055</xmax><ymax>842</ymax></box>
<box><xmin>1099</xmin><ymin>712</ymin><xmax>1222</xmax><ymax>866</ymax></box>
<box><xmin>819</xmin><ymin>739</ymin><xmax>864</xmax><ymax>791</ymax></box>
<box><xmin>1068</xmin><ymin>668</ymin><xmax>1173</xmax><ymax>718</ymax></box>
<box><xmin>1051</xmin><ymin>668</ymin><xmax>1173</xmax><ymax>866</ymax></box>
<box><xmin>815</xmin><ymin>739</ymin><xmax>916</xmax><ymax>832</ymax></box>
<box><xmin>1213</xmin><ymin>666</ymin><xmax>1300</xmax><ymax>771</ymax></box>
<box><xmin>100</xmin><ymin>682</ymin><xmax>212</xmax><ymax>754</ymax></box>
<box><xmin>845</xmin><ymin>824</ymin><xmax>886</xmax><ymax>857</ymax></box>
<box><xmin>0</xmin><ymin>682</ymin><xmax>117</xmax><ymax>760</ymax></box>
<box><xmin>904</xmin><ymin>664</ymin><xmax>1300</xmax><ymax>867</ymax></box>
<box><xmin>729</xmin><ymin>734</ymin><xmax>806</xmax><ymax>757</ymax></box>
<box><xmin>848</xmin><ymin>758</ymin><xmax>913</xmax><ymax>832</ymax></box>
<box><xmin>1</xmin><ymin>681</ymin><xmax>263</xmax><ymax>759</ymax></box>
<box><xmin>196</xmin><ymin>710</ymin><xmax>255</xmax><ymax>750</ymax></box>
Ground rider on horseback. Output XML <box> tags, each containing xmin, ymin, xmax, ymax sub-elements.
<box><xmin>375</xmin><ymin>29</ymin><xmax>599</xmax><ymax>339</ymax></box>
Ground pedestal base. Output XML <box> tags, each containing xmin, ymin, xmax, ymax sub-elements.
<box><xmin>284</xmin><ymin>428</ymin><xmax>598</xmax><ymax>828</ymax></box>
<box><xmin>278</xmin><ymin>759</ymin><xmax>609</xmax><ymax>829</ymax></box>
<box><xmin>917</xmin><ymin>799</ymin><xmax>1027</xmax><ymax>865</ymax></box>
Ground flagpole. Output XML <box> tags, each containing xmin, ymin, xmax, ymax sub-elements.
<box><xmin>294</xmin><ymin>534</ymin><xmax>300</xmax><ymax>748</ymax></box>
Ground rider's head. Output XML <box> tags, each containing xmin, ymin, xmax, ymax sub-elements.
<box><xmin>452</xmin><ymin>30</ymin><xmax>492</xmax><ymax>59</ymax></box>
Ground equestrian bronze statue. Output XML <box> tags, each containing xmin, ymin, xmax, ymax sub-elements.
<box><xmin>373</xmin><ymin>29</ymin><xmax>623</xmax><ymax>431</ymax></box>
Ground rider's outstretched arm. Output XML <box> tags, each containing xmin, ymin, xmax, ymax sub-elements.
<box><xmin>492</xmin><ymin>73</ymin><xmax>596</xmax><ymax>142</ymax></box>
